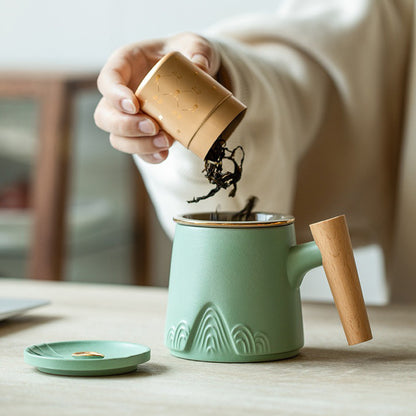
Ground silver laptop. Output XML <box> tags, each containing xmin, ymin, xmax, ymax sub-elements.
<box><xmin>0</xmin><ymin>298</ymin><xmax>49</xmax><ymax>321</ymax></box>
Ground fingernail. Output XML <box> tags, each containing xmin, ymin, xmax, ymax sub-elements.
<box><xmin>153</xmin><ymin>134</ymin><xmax>169</xmax><ymax>148</ymax></box>
<box><xmin>153</xmin><ymin>152</ymin><xmax>163</xmax><ymax>161</ymax></box>
<box><xmin>138</xmin><ymin>119</ymin><xmax>156</xmax><ymax>135</ymax></box>
<box><xmin>191</xmin><ymin>54</ymin><xmax>209</xmax><ymax>69</ymax></box>
<box><xmin>121</xmin><ymin>99</ymin><xmax>136</xmax><ymax>114</ymax></box>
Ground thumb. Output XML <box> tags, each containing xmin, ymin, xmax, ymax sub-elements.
<box><xmin>166</xmin><ymin>33</ymin><xmax>221</xmax><ymax>77</ymax></box>
<box><xmin>190</xmin><ymin>53</ymin><xmax>211</xmax><ymax>72</ymax></box>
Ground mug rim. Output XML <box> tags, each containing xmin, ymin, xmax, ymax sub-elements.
<box><xmin>173</xmin><ymin>212</ymin><xmax>295</xmax><ymax>228</ymax></box>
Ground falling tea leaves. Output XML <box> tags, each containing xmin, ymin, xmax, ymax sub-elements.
<box><xmin>187</xmin><ymin>138</ymin><xmax>259</xmax><ymax>220</ymax></box>
<box><xmin>188</xmin><ymin>139</ymin><xmax>245</xmax><ymax>203</ymax></box>
<box><xmin>232</xmin><ymin>196</ymin><xmax>258</xmax><ymax>221</ymax></box>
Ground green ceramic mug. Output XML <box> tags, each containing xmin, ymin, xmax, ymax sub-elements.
<box><xmin>165</xmin><ymin>213</ymin><xmax>372</xmax><ymax>362</ymax></box>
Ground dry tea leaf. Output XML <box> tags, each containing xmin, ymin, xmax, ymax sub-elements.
<box><xmin>188</xmin><ymin>139</ymin><xmax>245</xmax><ymax>203</ymax></box>
<box><xmin>232</xmin><ymin>196</ymin><xmax>258</xmax><ymax>221</ymax></box>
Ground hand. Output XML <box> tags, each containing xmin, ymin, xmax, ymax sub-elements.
<box><xmin>94</xmin><ymin>33</ymin><xmax>221</xmax><ymax>164</ymax></box>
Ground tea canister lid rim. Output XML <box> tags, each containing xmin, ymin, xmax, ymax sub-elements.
<box><xmin>135</xmin><ymin>51</ymin><xmax>178</xmax><ymax>97</ymax></box>
<box><xmin>173</xmin><ymin>212</ymin><xmax>295</xmax><ymax>228</ymax></box>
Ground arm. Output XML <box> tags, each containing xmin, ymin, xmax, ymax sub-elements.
<box><xmin>95</xmin><ymin>0</ymin><xmax>410</xmax><ymax>240</ymax></box>
<box><xmin>134</xmin><ymin>30</ymin><xmax>329</xmax><ymax>238</ymax></box>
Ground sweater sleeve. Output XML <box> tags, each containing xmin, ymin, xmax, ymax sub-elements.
<box><xmin>134</xmin><ymin>0</ymin><xmax>408</xmax><ymax>240</ymax></box>
<box><xmin>134</xmin><ymin>34</ymin><xmax>328</xmax><ymax>238</ymax></box>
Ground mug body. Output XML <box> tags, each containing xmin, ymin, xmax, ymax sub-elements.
<box><xmin>165</xmin><ymin>213</ymin><xmax>304</xmax><ymax>362</ymax></box>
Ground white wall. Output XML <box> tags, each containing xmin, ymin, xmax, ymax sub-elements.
<box><xmin>0</xmin><ymin>0</ymin><xmax>278</xmax><ymax>69</ymax></box>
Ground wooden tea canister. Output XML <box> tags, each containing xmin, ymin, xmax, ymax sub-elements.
<box><xmin>135</xmin><ymin>51</ymin><xmax>246</xmax><ymax>159</ymax></box>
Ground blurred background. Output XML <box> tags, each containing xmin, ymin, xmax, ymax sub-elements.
<box><xmin>0</xmin><ymin>0</ymin><xmax>388</xmax><ymax>303</ymax></box>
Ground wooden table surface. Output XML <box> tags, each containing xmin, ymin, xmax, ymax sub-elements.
<box><xmin>0</xmin><ymin>278</ymin><xmax>415</xmax><ymax>415</ymax></box>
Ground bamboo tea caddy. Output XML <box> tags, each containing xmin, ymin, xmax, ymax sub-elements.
<box><xmin>166</xmin><ymin>213</ymin><xmax>372</xmax><ymax>362</ymax></box>
<box><xmin>135</xmin><ymin>51</ymin><xmax>246</xmax><ymax>159</ymax></box>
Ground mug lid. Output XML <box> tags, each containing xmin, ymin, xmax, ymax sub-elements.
<box><xmin>174</xmin><ymin>212</ymin><xmax>295</xmax><ymax>228</ymax></box>
<box><xmin>24</xmin><ymin>340</ymin><xmax>150</xmax><ymax>376</ymax></box>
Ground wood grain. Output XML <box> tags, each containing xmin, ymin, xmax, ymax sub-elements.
<box><xmin>310</xmin><ymin>215</ymin><xmax>372</xmax><ymax>345</ymax></box>
<box><xmin>131</xmin><ymin>159</ymin><xmax>151</xmax><ymax>285</ymax></box>
<box><xmin>0</xmin><ymin>72</ymin><xmax>97</xmax><ymax>281</ymax></box>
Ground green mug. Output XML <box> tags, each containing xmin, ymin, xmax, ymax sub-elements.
<box><xmin>165</xmin><ymin>213</ymin><xmax>372</xmax><ymax>362</ymax></box>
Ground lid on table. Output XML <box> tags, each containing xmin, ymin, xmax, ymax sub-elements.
<box><xmin>24</xmin><ymin>340</ymin><xmax>150</xmax><ymax>376</ymax></box>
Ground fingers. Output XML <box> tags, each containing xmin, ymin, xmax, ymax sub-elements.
<box><xmin>95</xmin><ymin>33</ymin><xmax>222</xmax><ymax>165</ymax></box>
<box><xmin>137</xmin><ymin>150</ymin><xmax>170</xmax><ymax>164</ymax></box>
<box><xmin>109</xmin><ymin>131</ymin><xmax>173</xmax><ymax>155</ymax></box>
<box><xmin>109</xmin><ymin>131</ymin><xmax>173</xmax><ymax>164</ymax></box>
<box><xmin>166</xmin><ymin>32</ymin><xmax>221</xmax><ymax>77</ymax></box>
<box><xmin>96</xmin><ymin>34</ymin><xmax>220</xmax><ymax>118</ymax></box>
<box><xmin>97</xmin><ymin>50</ymin><xmax>141</xmax><ymax>114</ymax></box>
<box><xmin>95</xmin><ymin>96</ymin><xmax>174</xmax><ymax>164</ymax></box>
<box><xmin>94</xmin><ymin>97</ymin><xmax>159</xmax><ymax>137</ymax></box>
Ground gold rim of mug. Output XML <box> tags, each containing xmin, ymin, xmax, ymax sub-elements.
<box><xmin>173</xmin><ymin>212</ymin><xmax>295</xmax><ymax>228</ymax></box>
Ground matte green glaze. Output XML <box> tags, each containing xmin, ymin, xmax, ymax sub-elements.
<box><xmin>287</xmin><ymin>241</ymin><xmax>323</xmax><ymax>288</ymax></box>
<box><xmin>24</xmin><ymin>340</ymin><xmax>150</xmax><ymax>376</ymax></box>
<box><xmin>166</xmin><ymin>221</ymin><xmax>322</xmax><ymax>362</ymax></box>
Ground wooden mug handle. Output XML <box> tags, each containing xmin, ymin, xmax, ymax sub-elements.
<box><xmin>310</xmin><ymin>215</ymin><xmax>372</xmax><ymax>345</ymax></box>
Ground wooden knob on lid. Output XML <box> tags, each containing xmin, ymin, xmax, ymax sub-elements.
<box><xmin>310</xmin><ymin>215</ymin><xmax>372</xmax><ymax>345</ymax></box>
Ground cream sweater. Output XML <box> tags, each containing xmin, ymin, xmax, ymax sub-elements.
<box><xmin>135</xmin><ymin>0</ymin><xmax>416</xmax><ymax>302</ymax></box>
